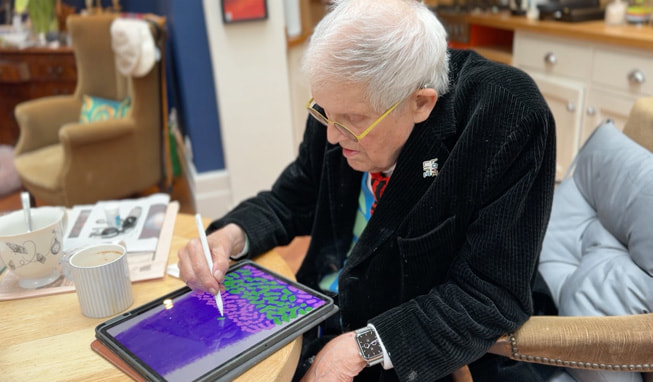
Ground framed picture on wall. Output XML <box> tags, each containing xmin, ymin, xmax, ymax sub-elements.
<box><xmin>222</xmin><ymin>0</ymin><xmax>268</xmax><ymax>23</ymax></box>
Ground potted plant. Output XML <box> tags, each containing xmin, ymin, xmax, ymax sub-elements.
<box><xmin>27</xmin><ymin>0</ymin><xmax>57</xmax><ymax>43</ymax></box>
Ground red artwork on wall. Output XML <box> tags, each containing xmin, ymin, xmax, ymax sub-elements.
<box><xmin>222</xmin><ymin>0</ymin><xmax>268</xmax><ymax>23</ymax></box>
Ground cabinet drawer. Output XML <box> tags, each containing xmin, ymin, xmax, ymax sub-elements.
<box><xmin>0</xmin><ymin>60</ymin><xmax>30</xmax><ymax>83</ymax></box>
<box><xmin>514</xmin><ymin>32</ymin><xmax>592</xmax><ymax>81</ymax></box>
<box><xmin>592</xmin><ymin>48</ymin><xmax>653</xmax><ymax>96</ymax></box>
<box><xmin>28</xmin><ymin>54</ymin><xmax>77</xmax><ymax>81</ymax></box>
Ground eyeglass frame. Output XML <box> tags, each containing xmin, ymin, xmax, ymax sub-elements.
<box><xmin>305</xmin><ymin>97</ymin><xmax>401</xmax><ymax>142</ymax></box>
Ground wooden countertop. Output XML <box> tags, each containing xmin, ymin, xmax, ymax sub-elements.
<box><xmin>467</xmin><ymin>11</ymin><xmax>653</xmax><ymax>51</ymax></box>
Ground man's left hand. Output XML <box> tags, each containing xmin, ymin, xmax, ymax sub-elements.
<box><xmin>300</xmin><ymin>332</ymin><xmax>367</xmax><ymax>382</ymax></box>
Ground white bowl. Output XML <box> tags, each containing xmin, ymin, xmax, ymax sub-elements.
<box><xmin>0</xmin><ymin>30</ymin><xmax>30</xmax><ymax>47</ymax></box>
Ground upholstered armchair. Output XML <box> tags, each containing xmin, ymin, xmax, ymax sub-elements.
<box><xmin>14</xmin><ymin>13</ymin><xmax>166</xmax><ymax>207</ymax></box>
<box><xmin>488</xmin><ymin>313</ymin><xmax>653</xmax><ymax>381</ymax></box>
<box><xmin>452</xmin><ymin>97</ymin><xmax>653</xmax><ymax>382</ymax></box>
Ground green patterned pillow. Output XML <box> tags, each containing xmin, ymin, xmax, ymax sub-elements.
<box><xmin>79</xmin><ymin>95</ymin><xmax>131</xmax><ymax>123</ymax></box>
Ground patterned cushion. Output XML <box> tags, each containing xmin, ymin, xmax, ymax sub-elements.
<box><xmin>79</xmin><ymin>95</ymin><xmax>131</xmax><ymax>123</ymax></box>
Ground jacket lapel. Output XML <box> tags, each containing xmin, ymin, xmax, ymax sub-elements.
<box><xmin>344</xmin><ymin>101</ymin><xmax>457</xmax><ymax>270</ymax></box>
<box><xmin>324</xmin><ymin>145</ymin><xmax>362</xmax><ymax>259</ymax></box>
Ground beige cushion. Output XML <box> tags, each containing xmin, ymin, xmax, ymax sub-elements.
<box><xmin>623</xmin><ymin>97</ymin><xmax>653</xmax><ymax>153</ymax></box>
<box><xmin>14</xmin><ymin>144</ymin><xmax>64</xmax><ymax>190</ymax></box>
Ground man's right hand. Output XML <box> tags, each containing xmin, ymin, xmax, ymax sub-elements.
<box><xmin>177</xmin><ymin>223</ymin><xmax>246</xmax><ymax>295</ymax></box>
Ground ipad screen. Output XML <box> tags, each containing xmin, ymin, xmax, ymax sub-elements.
<box><xmin>100</xmin><ymin>262</ymin><xmax>330</xmax><ymax>381</ymax></box>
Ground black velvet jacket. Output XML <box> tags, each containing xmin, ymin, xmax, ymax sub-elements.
<box><xmin>208</xmin><ymin>49</ymin><xmax>556</xmax><ymax>381</ymax></box>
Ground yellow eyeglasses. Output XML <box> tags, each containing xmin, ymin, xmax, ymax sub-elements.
<box><xmin>305</xmin><ymin>98</ymin><xmax>401</xmax><ymax>142</ymax></box>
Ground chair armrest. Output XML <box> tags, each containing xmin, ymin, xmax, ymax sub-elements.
<box><xmin>59</xmin><ymin>118</ymin><xmax>135</xmax><ymax>147</ymax></box>
<box><xmin>488</xmin><ymin>314</ymin><xmax>653</xmax><ymax>372</ymax></box>
<box><xmin>14</xmin><ymin>95</ymin><xmax>82</xmax><ymax>155</ymax></box>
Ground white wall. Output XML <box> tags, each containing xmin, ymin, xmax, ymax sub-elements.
<box><xmin>194</xmin><ymin>0</ymin><xmax>296</xmax><ymax>218</ymax></box>
<box><xmin>287</xmin><ymin>41</ymin><xmax>310</xmax><ymax>151</ymax></box>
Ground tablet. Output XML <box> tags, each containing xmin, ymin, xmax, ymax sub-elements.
<box><xmin>95</xmin><ymin>260</ymin><xmax>338</xmax><ymax>382</ymax></box>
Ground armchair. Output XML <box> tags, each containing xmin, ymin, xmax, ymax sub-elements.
<box><xmin>13</xmin><ymin>13</ymin><xmax>166</xmax><ymax>207</ymax></box>
<box><xmin>453</xmin><ymin>97</ymin><xmax>653</xmax><ymax>382</ymax></box>
<box><xmin>488</xmin><ymin>313</ymin><xmax>653</xmax><ymax>380</ymax></box>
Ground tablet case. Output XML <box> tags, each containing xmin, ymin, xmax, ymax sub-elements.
<box><xmin>91</xmin><ymin>339</ymin><xmax>146</xmax><ymax>382</ymax></box>
<box><xmin>93</xmin><ymin>260</ymin><xmax>338</xmax><ymax>382</ymax></box>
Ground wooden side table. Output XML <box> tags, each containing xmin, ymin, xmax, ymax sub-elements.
<box><xmin>0</xmin><ymin>46</ymin><xmax>76</xmax><ymax>146</ymax></box>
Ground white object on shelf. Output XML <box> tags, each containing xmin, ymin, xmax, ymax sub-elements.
<box><xmin>605</xmin><ymin>0</ymin><xmax>627</xmax><ymax>25</ymax></box>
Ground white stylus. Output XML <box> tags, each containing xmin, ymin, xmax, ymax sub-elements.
<box><xmin>195</xmin><ymin>213</ymin><xmax>224</xmax><ymax>316</ymax></box>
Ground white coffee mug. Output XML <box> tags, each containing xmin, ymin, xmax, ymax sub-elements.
<box><xmin>69</xmin><ymin>243</ymin><xmax>133</xmax><ymax>318</ymax></box>
<box><xmin>0</xmin><ymin>207</ymin><xmax>66</xmax><ymax>289</ymax></box>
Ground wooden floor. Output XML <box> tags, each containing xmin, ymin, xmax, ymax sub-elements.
<box><xmin>0</xmin><ymin>174</ymin><xmax>308</xmax><ymax>274</ymax></box>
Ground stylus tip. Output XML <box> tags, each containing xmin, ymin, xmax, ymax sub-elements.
<box><xmin>215</xmin><ymin>292</ymin><xmax>224</xmax><ymax>316</ymax></box>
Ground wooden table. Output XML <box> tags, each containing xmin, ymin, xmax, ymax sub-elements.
<box><xmin>0</xmin><ymin>213</ymin><xmax>302</xmax><ymax>382</ymax></box>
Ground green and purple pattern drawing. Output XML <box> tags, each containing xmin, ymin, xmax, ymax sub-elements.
<box><xmin>109</xmin><ymin>264</ymin><xmax>325</xmax><ymax>381</ymax></box>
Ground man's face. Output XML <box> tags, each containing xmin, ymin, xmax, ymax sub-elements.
<box><xmin>311</xmin><ymin>83</ymin><xmax>417</xmax><ymax>173</ymax></box>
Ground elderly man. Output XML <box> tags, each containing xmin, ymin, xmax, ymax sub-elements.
<box><xmin>178</xmin><ymin>0</ymin><xmax>556</xmax><ymax>381</ymax></box>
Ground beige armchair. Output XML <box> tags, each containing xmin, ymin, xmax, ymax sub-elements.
<box><xmin>488</xmin><ymin>313</ymin><xmax>653</xmax><ymax>380</ymax></box>
<box><xmin>14</xmin><ymin>13</ymin><xmax>167</xmax><ymax>207</ymax></box>
<box><xmin>453</xmin><ymin>97</ymin><xmax>653</xmax><ymax>382</ymax></box>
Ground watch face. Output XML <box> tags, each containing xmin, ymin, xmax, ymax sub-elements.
<box><xmin>358</xmin><ymin>330</ymin><xmax>383</xmax><ymax>359</ymax></box>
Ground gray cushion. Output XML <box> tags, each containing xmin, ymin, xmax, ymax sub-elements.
<box><xmin>539</xmin><ymin>121</ymin><xmax>653</xmax><ymax>317</ymax></box>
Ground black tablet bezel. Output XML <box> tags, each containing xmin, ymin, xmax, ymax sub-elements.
<box><xmin>95</xmin><ymin>260</ymin><xmax>338</xmax><ymax>381</ymax></box>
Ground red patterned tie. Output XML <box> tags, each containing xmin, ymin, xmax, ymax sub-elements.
<box><xmin>370</xmin><ymin>172</ymin><xmax>390</xmax><ymax>214</ymax></box>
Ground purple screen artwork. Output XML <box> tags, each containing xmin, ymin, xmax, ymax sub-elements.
<box><xmin>105</xmin><ymin>264</ymin><xmax>326</xmax><ymax>381</ymax></box>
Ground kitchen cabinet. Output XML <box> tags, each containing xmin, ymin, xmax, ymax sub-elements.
<box><xmin>580</xmin><ymin>89</ymin><xmax>636</xmax><ymax>145</ymax></box>
<box><xmin>526</xmin><ymin>71</ymin><xmax>585</xmax><ymax>180</ymax></box>
<box><xmin>513</xmin><ymin>31</ymin><xmax>653</xmax><ymax>181</ymax></box>
<box><xmin>463</xmin><ymin>13</ymin><xmax>653</xmax><ymax>180</ymax></box>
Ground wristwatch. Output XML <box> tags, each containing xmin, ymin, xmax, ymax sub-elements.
<box><xmin>355</xmin><ymin>326</ymin><xmax>384</xmax><ymax>367</ymax></box>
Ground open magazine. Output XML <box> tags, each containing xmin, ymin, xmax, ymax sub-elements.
<box><xmin>0</xmin><ymin>194</ymin><xmax>178</xmax><ymax>301</ymax></box>
<box><xmin>64</xmin><ymin>193</ymin><xmax>171</xmax><ymax>254</ymax></box>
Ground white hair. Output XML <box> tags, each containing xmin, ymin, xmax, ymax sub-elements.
<box><xmin>302</xmin><ymin>0</ymin><xmax>450</xmax><ymax>113</ymax></box>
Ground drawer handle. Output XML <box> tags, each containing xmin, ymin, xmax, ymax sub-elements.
<box><xmin>47</xmin><ymin>66</ymin><xmax>64</xmax><ymax>76</ymax></box>
<box><xmin>586</xmin><ymin>107</ymin><xmax>596</xmax><ymax>116</ymax></box>
<box><xmin>566</xmin><ymin>102</ymin><xmax>576</xmax><ymax>112</ymax></box>
<box><xmin>544</xmin><ymin>52</ymin><xmax>557</xmax><ymax>65</ymax></box>
<box><xmin>628</xmin><ymin>69</ymin><xmax>646</xmax><ymax>85</ymax></box>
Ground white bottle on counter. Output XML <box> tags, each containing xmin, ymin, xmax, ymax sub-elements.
<box><xmin>605</xmin><ymin>0</ymin><xmax>627</xmax><ymax>24</ymax></box>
